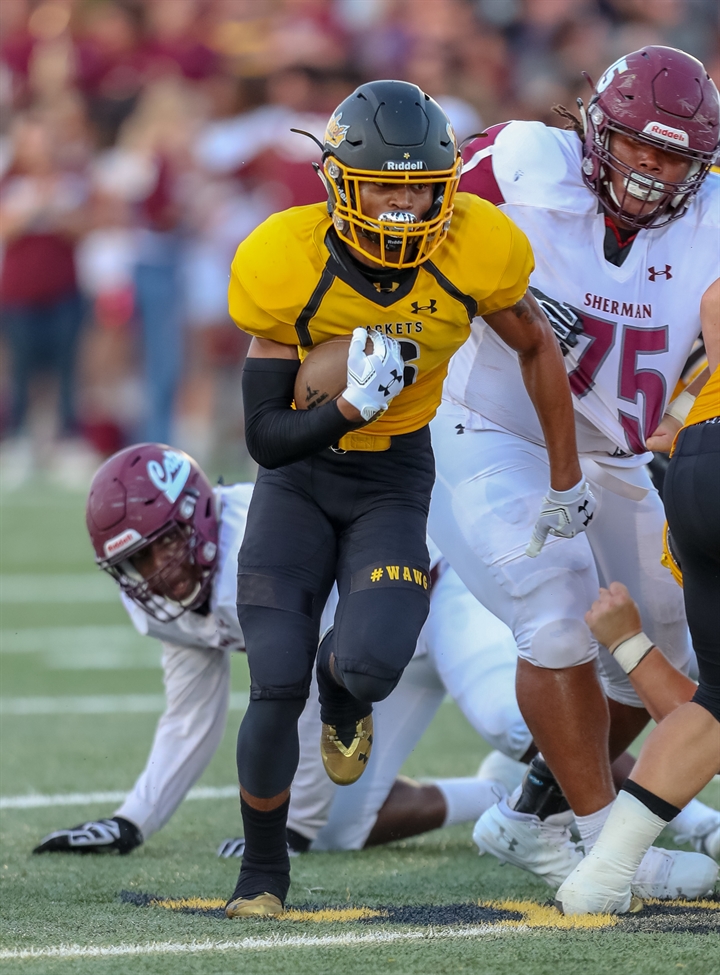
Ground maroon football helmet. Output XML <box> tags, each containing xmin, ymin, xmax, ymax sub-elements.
<box><xmin>581</xmin><ymin>46</ymin><xmax>719</xmax><ymax>228</ymax></box>
<box><xmin>86</xmin><ymin>444</ymin><xmax>219</xmax><ymax>621</ymax></box>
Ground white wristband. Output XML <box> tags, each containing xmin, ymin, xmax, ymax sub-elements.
<box><xmin>611</xmin><ymin>632</ymin><xmax>655</xmax><ymax>674</ymax></box>
<box><xmin>665</xmin><ymin>390</ymin><xmax>696</xmax><ymax>426</ymax></box>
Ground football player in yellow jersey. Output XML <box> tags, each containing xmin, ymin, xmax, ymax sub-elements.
<box><xmin>224</xmin><ymin>80</ymin><xmax>594</xmax><ymax>918</ymax></box>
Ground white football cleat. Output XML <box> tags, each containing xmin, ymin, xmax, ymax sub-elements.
<box><xmin>473</xmin><ymin>796</ymin><xmax>583</xmax><ymax>887</ymax></box>
<box><xmin>631</xmin><ymin>846</ymin><xmax>718</xmax><ymax>899</ymax></box>
<box><xmin>673</xmin><ymin>811</ymin><xmax>720</xmax><ymax>861</ymax></box>
<box><xmin>476</xmin><ymin>751</ymin><xmax>527</xmax><ymax>796</ymax></box>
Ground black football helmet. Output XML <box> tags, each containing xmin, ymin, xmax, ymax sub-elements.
<box><xmin>319</xmin><ymin>80</ymin><xmax>462</xmax><ymax>268</ymax></box>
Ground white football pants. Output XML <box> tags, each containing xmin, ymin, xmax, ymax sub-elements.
<box><xmin>428</xmin><ymin>400</ymin><xmax>691</xmax><ymax>707</ymax></box>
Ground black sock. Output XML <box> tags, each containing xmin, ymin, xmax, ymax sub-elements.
<box><xmin>229</xmin><ymin>797</ymin><xmax>291</xmax><ymax>905</ymax></box>
<box><xmin>316</xmin><ymin>628</ymin><xmax>371</xmax><ymax>738</ymax></box>
<box><xmin>622</xmin><ymin>779</ymin><xmax>681</xmax><ymax>823</ymax></box>
<box><xmin>514</xmin><ymin>755</ymin><xmax>571</xmax><ymax>820</ymax></box>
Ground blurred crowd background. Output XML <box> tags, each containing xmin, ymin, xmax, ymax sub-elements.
<box><xmin>0</xmin><ymin>0</ymin><xmax>718</xmax><ymax>486</ymax></box>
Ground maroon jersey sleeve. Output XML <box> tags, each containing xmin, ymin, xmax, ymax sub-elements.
<box><xmin>459</xmin><ymin>122</ymin><xmax>510</xmax><ymax>206</ymax></box>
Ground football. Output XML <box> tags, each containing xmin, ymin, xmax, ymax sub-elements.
<box><xmin>294</xmin><ymin>334</ymin><xmax>372</xmax><ymax>410</ymax></box>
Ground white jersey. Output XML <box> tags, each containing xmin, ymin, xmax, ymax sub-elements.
<box><xmin>122</xmin><ymin>483</ymin><xmax>253</xmax><ymax>653</ymax></box>
<box><xmin>448</xmin><ymin>121</ymin><xmax>720</xmax><ymax>463</ymax></box>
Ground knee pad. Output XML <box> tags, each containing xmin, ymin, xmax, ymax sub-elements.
<box><xmin>237</xmin><ymin>603</ymin><xmax>316</xmax><ymax>700</ymax></box>
<box><xmin>527</xmin><ymin>617</ymin><xmax>594</xmax><ymax>669</ymax></box>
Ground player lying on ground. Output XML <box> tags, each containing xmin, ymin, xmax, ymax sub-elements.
<box><xmin>429</xmin><ymin>46</ymin><xmax>720</xmax><ymax>896</ymax></box>
<box><xmin>225</xmin><ymin>79</ymin><xmax>592</xmax><ymax>917</ymax></box>
<box><xmin>33</xmin><ymin>444</ymin><xmax>533</xmax><ymax>857</ymax></box>
<box><xmin>34</xmin><ymin>445</ymin><xmax>720</xmax><ymax>886</ymax></box>
<box><xmin>557</xmin><ymin>305</ymin><xmax>720</xmax><ymax>914</ymax></box>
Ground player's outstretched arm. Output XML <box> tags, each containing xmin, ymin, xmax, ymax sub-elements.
<box><xmin>34</xmin><ymin>642</ymin><xmax>231</xmax><ymax>854</ymax></box>
<box><xmin>485</xmin><ymin>292</ymin><xmax>594</xmax><ymax>556</ymax></box>
<box><xmin>585</xmin><ymin>582</ymin><xmax>696</xmax><ymax>723</ymax></box>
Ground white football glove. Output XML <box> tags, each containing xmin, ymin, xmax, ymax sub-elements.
<box><xmin>526</xmin><ymin>478</ymin><xmax>596</xmax><ymax>557</ymax></box>
<box><xmin>342</xmin><ymin>328</ymin><xmax>405</xmax><ymax>423</ymax></box>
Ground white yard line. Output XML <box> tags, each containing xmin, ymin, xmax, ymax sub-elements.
<box><xmin>0</xmin><ymin>691</ymin><xmax>249</xmax><ymax>715</ymax></box>
<box><xmin>0</xmin><ymin>626</ymin><xmax>147</xmax><ymax>653</ymax></box>
<box><xmin>0</xmin><ymin>575</ymin><xmax>117</xmax><ymax>603</ymax></box>
<box><xmin>0</xmin><ymin>784</ymin><xmax>239</xmax><ymax>810</ymax></box>
<box><xmin>0</xmin><ymin>925</ymin><xmax>524</xmax><ymax>961</ymax></box>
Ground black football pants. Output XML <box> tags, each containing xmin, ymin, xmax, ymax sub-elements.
<box><xmin>664</xmin><ymin>421</ymin><xmax>720</xmax><ymax>723</ymax></box>
<box><xmin>236</xmin><ymin>426</ymin><xmax>435</xmax><ymax>799</ymax></box>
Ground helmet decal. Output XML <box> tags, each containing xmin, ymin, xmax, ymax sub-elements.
<box><xmin>147</xmin><ymin>450</ymin><xmax>191</xmax><ymax>504</ymax></box>
<box><xmin>104</xmin><ymin>528</ymin><xmax>142</xmax><ymax>559</ymax></box>
<box><xmin>325</xmin><ymin>113</ymin><xmax>349</xmax><ymax>149</ymax></box>
<box><xmin>596</xmin><ymin>57</ymin><xmax>629</xmax><ymax>94</ymax></box>
<box><xmin>641</xmin><ymin>121</ymin><xmax>689</xmax><ymax>147</ymax></box>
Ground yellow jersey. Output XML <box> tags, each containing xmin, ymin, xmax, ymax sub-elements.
<box><xmin>228</xmin><ymin>193</ymin><xmax>534</xmax><ymax>437</ymax></box>
<box><xmin>686</xmin><ymin>366</ymin><xmax>720</xmax><ymax>427</ymax></box>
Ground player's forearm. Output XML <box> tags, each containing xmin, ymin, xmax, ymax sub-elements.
<box><xmin>116</xmin><ymin>645</ymin><xmax>231</xmax><ymax>838</ymax></box>
<box><xmin>624</xmin><ymin>648</ymin><xmax>697</xmax><ymax>724</ymax></box>
<box><xmin>519</xmin><ymin>342</ymin><xmax>581</xmax><ymax>491</ymax></box>
<box><xmin>242</xmin><ymin>358</ymin><xmax>362</xmax><ymax>469</ymax></box>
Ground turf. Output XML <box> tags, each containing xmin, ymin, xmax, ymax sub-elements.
<box><xmin>1</xmin><ymin>484</ymin><xmax>718</xmax><ymax>974</ymax></box>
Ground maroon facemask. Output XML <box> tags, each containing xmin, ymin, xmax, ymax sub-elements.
<box><xmin>86</xmin><ymin>444</ymin><xmax>219</xmax><ymax>621</ymax></box>
<box><xmin>580</xmin><ymin>46</ymin><xmax>719</xmax><ymax>229</ymax></box>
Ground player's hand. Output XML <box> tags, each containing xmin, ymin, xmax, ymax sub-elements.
<box><xmin>33</xmin><ymin>816</ymin><xmax>142</xmax><ymax>855</ymax></box>
<box><xmin>341</xmin><ymin>328</ymin><xmax>405</xmax><ymax>422</ymax></box>
<box><xmin>585</xmin><ymin>582</ymin><xmax>642</xmax><ymax>652</ymax></box>
<box><xmin>646</xmin><ymin>413</ymin><xmax>682</xmax><ymax>453</ymax></box>
<box><xmin>529</xmin><ymin>286</ymin><xmax>584</xmax><ymax>356</ymax></box>
<box><xmin>526</xmin><ymin>478</ymin><xmax>596</xmax><ymax>557</ymax></box>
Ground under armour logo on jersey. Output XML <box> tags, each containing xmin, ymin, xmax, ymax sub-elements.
<box><xmin>373</xmin><ymin>280</ymin><xmax>400</xmax><ymax>293</ymax></box>
<box><xmin>455</xmin><ymin>423</ymin><xmax>465</xmax><ymax>435</ymax></box>
<box><xmin>378</xmin><ymin>370</ymin><xmax>402</xmax><ymax>397</ymax></box>
<box><xmin>578</xmin><ymin>499</ymin><xmax>594</xmax><ymax>527</ymax></box>
<box><xmin>147</xmin><ymin>450</ymin><xmax>191</xmax><ymax>503</ymax></box>
<box><xmin>411</xmin><ymin>299</ymin><xmax>437</xmax><ymax>314</ymax></box>
<box><xmin>648</xmin><ymin>265</ymin><xmax>672</xmax><ymax>281</ymax></box>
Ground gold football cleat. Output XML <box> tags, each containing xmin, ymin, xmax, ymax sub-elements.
<box><xmin>225</xmin><ymin>892</ymin><xmax>285</xmax><ymax>918</ymax></box>
<box><xmin>321</xmin><ymin>714</ymin><xmax>373</xmax><ymax>785</ymax></box>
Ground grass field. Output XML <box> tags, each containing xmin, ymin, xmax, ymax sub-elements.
<box><xmin>1</xmin><ymin>482</ymin><xmax>718</xmax><ymax>974</ymax></box>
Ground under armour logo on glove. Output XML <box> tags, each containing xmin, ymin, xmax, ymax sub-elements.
<box><xmin>526</xmin><ymin>479</ymin><xmax>597</xmax><ymax>557</ymax></box>
<box><xmin>378</xmin><ymin>370</ymin><xmax>403</xmax><ymax>397</ymax></box>
<box><xmin>578</xmin><ymin>499</ymin><xmax>594</xmax><ymax>526</ymax></box>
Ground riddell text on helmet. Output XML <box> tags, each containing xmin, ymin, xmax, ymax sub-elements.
<box><xmin>642</xmin><ymin>121</ymin><xmax>689</xmax><ymax>147</ymax></box>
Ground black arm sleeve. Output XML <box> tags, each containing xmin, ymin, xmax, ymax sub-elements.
<box><xmin>242</xmin><ymin>357</ymin><xmax>362</xmax><ymax>469</ymax></box>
